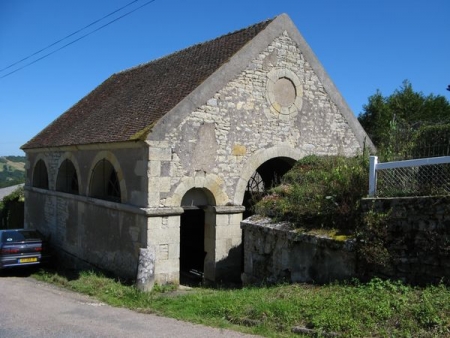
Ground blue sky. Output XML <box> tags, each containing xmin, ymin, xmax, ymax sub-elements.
<box><xmin>1</xmin><ymin>0</ymin><xmax>449</xmax><ymax>155</ymax></box>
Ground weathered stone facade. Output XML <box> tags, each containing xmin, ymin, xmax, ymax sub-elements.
<box><xmin>24</xmin><ymin>145</ymin><xmax>148</xmax><ymax>278</ymax></box>
<box><xmin>159</xmin><ymin>31</ymin><xmax>362</xmax><ymax>206</ymax></box>
<box><xmin>22</xmin><ymin>14</ymin><xmax>372</xmax><ymax>287</ymax></box>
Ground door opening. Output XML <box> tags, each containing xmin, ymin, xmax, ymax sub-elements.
<box><xmin>180</xmin><ymin>207</ymin><xmax>206</xmax><ymax>286</ymax></box>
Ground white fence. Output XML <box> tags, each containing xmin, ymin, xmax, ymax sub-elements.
<box><xmin>369</xmin><ymin>155</ymin><xmax>450</xmax><ymax>197</ymax></box>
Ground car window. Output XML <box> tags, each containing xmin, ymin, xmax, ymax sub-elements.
<box><xmin>1</xmin><ymin>231</ymin><xmax>42</xmax><ymax>243</ymax></box>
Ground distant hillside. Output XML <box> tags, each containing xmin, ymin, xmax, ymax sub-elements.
<box><xmin>0</xmin><ymin>156</ymin><xmax>26</xmax><ymax>188</ymax></box>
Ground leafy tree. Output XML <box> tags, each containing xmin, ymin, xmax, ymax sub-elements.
<box><xmin>0</xmin><ymin>169</ymin><xmax>25</xmax><ymax>188</ymax></box>
<box><xmin>358</xmin><ymin>80</ymin><xmax>450</xmax><ymax>159</ymax></box>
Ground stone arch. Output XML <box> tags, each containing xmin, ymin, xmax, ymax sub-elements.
<box><xmin>234</xmin><ymin>145</ymin><xmax>303</xmax><ymax>205</ymax></box>
<box><xmin>169</xmin><ymin>174</ymin><xmax>229</xmax><ymax>207</ymax></box>
<box><xmin>181</xmin><ymin>187</ymin><xmax>216</xmax><ymax>207</ymax></box>
<box><xmin>32</xmin><ymin>157</ymin><xmax>49</xmax><ymax>190</ymax></box>
<box><xmin>55</xmin><ymin>153</ymin><xmax>81</xmax><ymax>194</ymax></box>
<box><xmin>87</xmin><ymin>151</ymin><xmax>127</xmax><ymax>203</ymax></box>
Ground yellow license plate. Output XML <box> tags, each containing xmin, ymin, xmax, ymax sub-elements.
<box><xmin>19</xmin><ymin>257</ymin><xmax>38</xmax><ymax>263</ymax></box>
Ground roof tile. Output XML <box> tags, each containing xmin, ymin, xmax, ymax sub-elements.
<box><xmin>23</xmin><ymin>18</ymin><xmax>273</xmax><ymax>149</ymax></box>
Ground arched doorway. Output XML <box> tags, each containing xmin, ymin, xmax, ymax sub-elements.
<box><xmin>180</xmin><ymin>188</ymin><xmax>215</xmax><ymax>285</ymax></box>
<box><xmin>242</xmin><ymin>156</ymin><xmax>296</xmax><ymax>218</ymax></box>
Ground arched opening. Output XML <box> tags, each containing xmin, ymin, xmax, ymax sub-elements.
<box><xmin>56</xmin><ymin>159</ymin><xmax>79</xmax><ymax>194</ymax></box>
<box><xmin>89</xmin><ymin>159</ymin><xmax>121</xmax><ymax>202</ymax></box>
<box><xmin>242</xmin><ymin>156</ymin><xmax>296</xmax><ymax>218</ymax></box>
<box><xmin>180</xmin><ymin>188</ymin><xmax>215</xmax><ymax>286</ymax></box>
<box><xmin>32</xmin><ymin>159</ymin><xmax>49</xmax><ymax>189</ymax></box>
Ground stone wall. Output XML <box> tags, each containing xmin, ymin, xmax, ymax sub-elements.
<box><xmin>242</xmin><ymin>197</ymin><xmax>450</xmax><ymax>286</ymax></box>
<box><xmin>241</xmin><ymin>216</ymin><xmax>356</xmax><ymax>285</ymax></box>
<box><xmin>140</xmin><ymin>31</ymin><xmax>365</xmax><ymax>285</ymax></box>
<box><xmin>141</xmin><ymin>32</ymin><xmax>365</xmax><ymax>284</ymax></box>
<box><xmin>23</xmin><ymin>145</ymin><xmax>149</xmax><ymax>278</ymax></box>
<box><xmin>25</xmin><ymin>188</ymin><xmax>147</xmax><ymax>278</ymax></box>
<box><xmin>361</xmin><ymin>196</ymin><xmax>450</xmax><ymax>285</ymax></box>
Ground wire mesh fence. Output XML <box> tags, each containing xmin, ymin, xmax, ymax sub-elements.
<box><xmin>369</xmin><ymin>155</ymin><xmax>450</xmax><ymax>197</ymax></box>
<box><xmin>376</xmin><ymin>162</ymin><xmax>450</xmax><ymax>197</ymax></box>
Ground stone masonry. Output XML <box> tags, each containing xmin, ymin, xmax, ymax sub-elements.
<box><xmin>144</xmin><ymin>30</ymin><xmax>365</xmax><ymax>284</ymax></box>
<box><xmin>22</xmin><ymin>14</ymin><xmax>372</xmax><ymax>287</ymax></box>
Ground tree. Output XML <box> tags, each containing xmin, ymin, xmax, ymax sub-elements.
<box><xmin>358</xmin><ymin>80</ymin><xmax>450</xmax><ymax>158</ymax></box>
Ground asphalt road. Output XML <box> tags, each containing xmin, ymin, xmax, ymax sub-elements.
<box><xmin>0</xmin><ymin>272</ymin><xmax>261</xmax><ymax>338</ymax></box>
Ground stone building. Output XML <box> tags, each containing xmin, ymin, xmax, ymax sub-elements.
<box><xmin>22</xmin><ymin>14</ymin><xmax>373</xmax><ymax>286</ymax></box>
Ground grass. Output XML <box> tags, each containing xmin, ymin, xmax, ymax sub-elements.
<box><xmin>32</xmin><ymin>270</ymin><xmax>450</xmax><ymax>337</ymax></box>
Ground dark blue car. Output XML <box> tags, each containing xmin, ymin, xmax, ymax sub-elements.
<box><xmin>0</xmin><ymin>229</ymin><xmax>49</xmax><ymax>269</ymax></box>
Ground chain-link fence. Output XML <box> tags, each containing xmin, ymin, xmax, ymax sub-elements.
<box><xmin>369</xmin><ymin>156</ymin><xmax>450</xmax><ymax>197</ymax></box>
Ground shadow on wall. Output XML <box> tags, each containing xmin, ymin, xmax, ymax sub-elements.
<box><xmin>212</xmin><ymin>244</ymin><xmax>243</xmax><ymax>287</ymax></box>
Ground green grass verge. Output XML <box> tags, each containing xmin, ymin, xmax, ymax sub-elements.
<box><xmin>32</xmin><ymin>270</ymin><xmax>450</xmax><ymax>337</ymax></box>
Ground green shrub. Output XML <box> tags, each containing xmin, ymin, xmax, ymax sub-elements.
<box><xmin>0</xmin><ymin>186</ymin><xmax>24</xmax><ymax>229</ymax></box>
<box><xmin>255</xmin><ymin>155</ymin><xmax>369</xmax><ymax>232</ymax></box>
<box><xmin>356</xmin><ymin>208</ymin><xmax>392</xmax><ymax>278</ymax></box>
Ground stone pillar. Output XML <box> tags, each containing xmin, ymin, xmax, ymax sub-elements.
<box><xmin>210</xmin><ymin>205</ymin><xmax>245</xmax><ymax>284</ymax></box>
<box><xmin>143</xmin><ymin>207</ymin><xmax>184</xmax><ymax>287</ymax></box>
<box><xmin>203</xmin><ymin>206</ymin><xmax>217</xmax><ymax>282</ymax></box>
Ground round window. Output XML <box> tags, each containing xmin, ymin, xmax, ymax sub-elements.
<box><xmin>266</xmin><ymin>68</ymin><xmax>303</xmax><ymax>118</ymax></box>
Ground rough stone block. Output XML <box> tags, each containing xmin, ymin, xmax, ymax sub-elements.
<box><xmin>136</xmin><ymin>248</ymin><xmax>155</xmax><ymax>292</ymax></box>
<box><xmin>147</xmin><ymin>161</ymin><xmax>161</xmax><ymax>177</ymax></box>
<box><xmin>149</xmin><ymin>147</ymin><xmax>171</xmax><ymax>161</ymax></box>
<box><xmin>148</xmin><ymin>192</ymin><xmax>160</xmax><ymax>206</ymax></box>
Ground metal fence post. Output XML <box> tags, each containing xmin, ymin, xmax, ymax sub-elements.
<box><xmin>369</xmin><ymin>156</ymin><xmax>378</xmax><ymax>197</ymax></box>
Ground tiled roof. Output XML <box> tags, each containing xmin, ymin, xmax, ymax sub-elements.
<box><xmin>22</xmin><ymin>18</ymin><xmax>273</xmax><ymax>149</ymax></box>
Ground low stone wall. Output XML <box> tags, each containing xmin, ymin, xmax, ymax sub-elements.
<box><xmin>25</xmin><ymin>188</ymin><xmax>147</xmax><ymax>279</ymax></box>
<box><xmin>241</xmin><ymin>216</ymin><xmax>356</xmax><ymax>285</ymax></box>
<box><xmin>242</xmin><ymin>197</ymin><xmax>450</xmax><ymax>286</ymax></box>
<box><xmin>361</xmin><ymin>196</ymin><xmax>450</xmax><ymax>285</ymax></box>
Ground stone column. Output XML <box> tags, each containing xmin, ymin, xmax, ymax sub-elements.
<box><xmin>143</xmin><ymin>207</ymin><xmax>184</xmax><ymax>287</ymax></box>
<box><xmin>210</xmin><ymin>205</ymin><xmax>245</xmax><ymax>284</ymax></box>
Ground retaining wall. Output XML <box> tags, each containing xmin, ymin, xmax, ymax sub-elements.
<box><xmin>241</xmin><ymin>216</ymin><xmax>356</xmax><ymax>285</ymax></box>
<box><xmin>360</xmin><ymin>196</ymin><xmax>450</xmax><ymax>285</ymax></box>
<box><xmin>241</xmin><ymin>196</ymin><xmax>450</xmax><ymax>285</ymax></box>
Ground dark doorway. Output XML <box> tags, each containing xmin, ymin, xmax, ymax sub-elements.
<box><xmin>180</xmin><ymin>208</ymin><xmax>206</xmax><ymax>286</ymax></box>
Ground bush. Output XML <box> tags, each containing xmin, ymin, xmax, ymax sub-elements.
<box><xmin>255</xmin><ymin>155</ymin><xmax>369</xmax><ymax>232</ymax></box>
<box><xmin>0</xmin><ymin>186</ymin><xmax>24</xmax><ymax>229</ymax></box>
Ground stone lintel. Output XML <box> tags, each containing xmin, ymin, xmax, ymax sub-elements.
<box><xmin>144</xmin><ymin>207</ymin><xmax>184</xmax><ymax>217</ymax></box>
<box><xmin>214</xmin><ymin>205</ymin><xmax>245</xmax><ymax>214</ymax></box>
